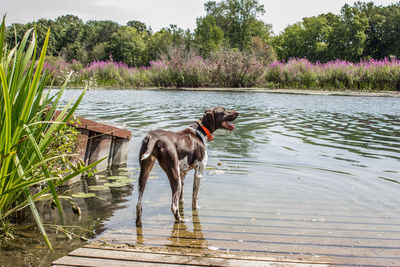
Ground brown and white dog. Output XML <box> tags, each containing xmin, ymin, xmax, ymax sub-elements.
<box><xmin>136</xmin><ymin>107</ymin><xmax>238</xmax><ymax>226</ymax></box>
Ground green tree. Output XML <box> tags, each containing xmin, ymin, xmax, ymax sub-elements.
<box><xmin>127</xmin><ymin>20</ymin><xmax>152</xmax><ymax>35</ymax></box>
<box><xmin>302</xmin><ymin>14</ymin><xmax>335</xmax><ymax>61</ymax></box>
<box><xmin>53</xmin><ymin>15</ymin><xmax>84</xmax><ymax>61</ymax></box>
<box><xmin>381</xmin><ymin>3</ymin><xmax>400</xmax><ymax>58</ymax></box>
<box><xmin>274</xmin><ymin>23</ymin><xmax>305</xmax><ymax>60</ymax></box>
<box><xmin>107</xmin><ymin>26</ymin><xmax>147</xmax><ymax>66</ymax></box>
<box><xmin>33</xmin><ymin>19</ymin><xmax>57</xmax><ymax>56</ymax></box>
<box><xmin>147</xmin><ymin>29</ymin><xmax>174</xmax><ymax>61</ymax></box>
<box><xmin>329</xmin><ymin>4</ymin><xmax>368</xmax><ymax>61</ymax></box>
<box><xmin>83</xmin><ymin>20</ymin><xmax>119</xmax><ymax>62</ymax></box>
<box><xmin>194</xmin><ymin>15</ymin><xmax>224</xmax><ymax>57</ymax></box>
<box><xmin>360</xmin><ymin>2</ymin><xmax>400</xmax><ymax>59</ymax></box>
<box><xmin>6</xmin><ymin>20</ymin><xmax>57</xmax><ymax>57</ymax></box>
<box><xmin>147</xmin><ymin>25</ymin><xmax>191</xmax><ymax>61</ymax></box>
<box><xmin>203</xmin><ymin>0</ymin><xmax>266</xmax><ymax>50</ymax></box>
<box><xmin>6</xmin><ymin>23</ymin><xmax>30</xmax><ymax>49</ymax></box>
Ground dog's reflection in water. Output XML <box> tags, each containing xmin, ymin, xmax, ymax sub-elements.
<box><xmin>136</xmin><ymin>206</ymin><xmax>207</xmax><ymax>249</ymax></box>
<box><xmin>167</xmin><ymin>208</ymin><xmax>208</xmax><ymax>249</ymax></box>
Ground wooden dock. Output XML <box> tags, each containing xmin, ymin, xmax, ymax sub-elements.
<box><xmin>50</xmin><ymin>170</ymin><xmax>400</xmax><ymax>266</ymax></box>
<box><xmin>60</xmin><ymin>112</ymin><xmax>132</xmax><ymax>184</ymax></box>
<box><xmin>52</xmin><ymin>242</ymin><xmax>329</xmax><ymax>266</ymax></box>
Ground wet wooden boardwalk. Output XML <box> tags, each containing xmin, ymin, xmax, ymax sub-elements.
<box><xmin>51</xmin><ymin>178</ymin><xmax>400</xmax><ymax>266</ymax></box>
<box><xmin>52</xmin><ymin>242</ymin><xmax>328</xmax><ymax>266</ymax></box>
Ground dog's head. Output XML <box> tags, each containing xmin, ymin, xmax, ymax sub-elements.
<box><xmin>201</xmin><ymin>107</ymin><xmax>239</xmax><ymax>133</ymax></box>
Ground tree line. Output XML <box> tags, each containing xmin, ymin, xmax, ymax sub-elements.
<box><xmin>5</xmin><ymin>0</ymin><xmax>400</xmax><ymax>66</ymax></box>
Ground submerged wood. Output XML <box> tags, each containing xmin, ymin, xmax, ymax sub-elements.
<box><xmin>53</xmin><ymin>111</ymin><xmax>132</xmax><ymax>184</ymax></box>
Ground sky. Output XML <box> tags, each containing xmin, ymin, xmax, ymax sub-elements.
<box><xmin>2</xmin><ymin>0</ymin><xmax>399</xmax><ymax>34</ymax></box>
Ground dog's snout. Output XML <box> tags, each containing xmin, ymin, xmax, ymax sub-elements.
<box><xmin>230</xmin><ymin>110</ymin><xmax>239</xmax><ymax>118</ymax></box>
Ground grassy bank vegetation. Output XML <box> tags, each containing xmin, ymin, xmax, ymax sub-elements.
<box><xmin>0</xmin><ymin>17</ymin><xmax>96</xmax><ymax>249</ymax></box>
<box><xmin>45</xmin><ymin>49</ymin><xmax>400</xmax><ymax>91</ymax></box>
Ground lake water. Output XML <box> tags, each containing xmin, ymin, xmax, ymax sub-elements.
<box><xmin>3</xmin><ymin>89</ymin><xmax>400</xmax><ymax>266</ymax></box>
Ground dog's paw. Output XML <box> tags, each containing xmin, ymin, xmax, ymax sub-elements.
<box><xmin>192</xmin><ymin>204</ymin><xmax>201</xmax><ymax>210</ymax></box>
<box><xmin>175</xmin><ymin>218</ymin><xmax>187</xmax><ymax>223</ymax></box>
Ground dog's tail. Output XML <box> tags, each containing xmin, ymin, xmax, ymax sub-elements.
<box><xmin>140</xmin><ymin>136</ymin><xmax>158</xmax><ymax>161</ymax></box>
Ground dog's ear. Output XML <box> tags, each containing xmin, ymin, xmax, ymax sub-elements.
<box><xmin>202</xmin><ymin>108</ymin><xmax>215</xmax><ymax>132</ymax></box>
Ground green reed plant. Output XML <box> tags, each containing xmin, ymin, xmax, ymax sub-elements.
<box><xmin>0</xmin><ymin>17</ymin><xmax>98</xmax><ymax>249</ymax></box>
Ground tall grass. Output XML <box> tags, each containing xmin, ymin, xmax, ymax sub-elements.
<box><xmin>264</xmin><ymin>58</ymin><xmax>400</xmax><ymax>90</ymax></box>
<box><xmin>0</xmin><ymin>17</ymin><xmax>97</xmax><ymax>249</ymax></box>
<box><xmin>45</xmin><ymin>48</ymin><xmax>400</xmax><ymax>91</ymax></box>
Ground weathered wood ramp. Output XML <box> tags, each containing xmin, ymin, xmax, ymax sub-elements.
<box><xmin>52</xmin><ymin>243</ymin><xmax>329</xmax><ymax>266</ymax></box>
<box><xmin>60</xmin><ymin>112</ymin><xmax>132</xmax><ymax>184</ymax></box>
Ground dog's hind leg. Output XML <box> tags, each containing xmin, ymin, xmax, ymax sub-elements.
<box><xmin>136</xmin><ymin>156</ymin><xmax>156</xmax><ymax>227</ymax></box>
<box><xmin>168</xmin><ymin>165</ymin><xmax>184</xmax><ymax>223</ymax></box>
<box><xmin>159</xmin><ymin>148</ymin><xmax>184</xmax><ymax>223</ymax></box>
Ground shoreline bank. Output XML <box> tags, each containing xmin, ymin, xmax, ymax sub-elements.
<box><xmin>159</xmin><ymin>87</ymin><xmax>400</xmax><ymax>97</ymax></box>
<box><xmin>62</xmin><ymin>86</ymin><xmax>400</xmax><ymax>97</ymax></box>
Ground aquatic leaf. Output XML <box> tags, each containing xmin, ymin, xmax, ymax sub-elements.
<box><xmin>71</xmin><ymin>192</ymin><xmax>96</xmax><ymax>198</ymax></box>
<box><xmin>88</xmin><ymin>185</ymin><xmax>109</xmax><ymax>191</ymax></box>
<box><xmin>118</xmin><ymin>167</ymin><xmax>137</xmax><ymax>171</ymax></box>
<box><xmin>104</xmin><ymin>182</ymin><xmax>129</xmax><ymax>188</ymax></box>
<box><xmin>107</xmin><ymin>175</ymin><xmax>127</xmax><ymax>180</ymax></box>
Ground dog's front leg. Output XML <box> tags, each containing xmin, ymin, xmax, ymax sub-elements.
<box><xmin>192</xmin><ymin>171</ymin><xmax>201</xmax><ymax>210</ymax></box>
<box><xmin>193</xmin><ymin>156</ymin><xmax>206</xmax><ymax>209</ymax></box>
<box><xmin>179</xmin><ymin>171</ymin><xmax>187</xmax><ymax>204</ymax></box>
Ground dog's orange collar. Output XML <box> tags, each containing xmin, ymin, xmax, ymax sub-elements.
<box><xmin>196</xmin><ymin>120</ymin><xmax>213</xmax><ymax>141</ymax></box>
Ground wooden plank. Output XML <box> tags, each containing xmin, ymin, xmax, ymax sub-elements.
<box><xmin>94</xmin><ymin>232</ymin><xmax>400</xmax><ymax>266</ymax></box>
<box><xmin>53</xmin><ymin>110</ymin><xmax>132</xmax><ymax>139</ymax></box>
<box><xmin>52</xmin><ymin>256</ymin><xmax>176</xmax><ymax>266</ymax></box>
<box><xmin>205</xmin><ymin>208</ymin><xmax>400</xmax><ymax>224</ymax></box>
<box><xmin>71</xmin><ymin>116</ymin><xmax>132</xmax><ymax>139</ymax></box>
<box><xmin>142</xmin><ymin>220</ymin><xmax>400</xmax><ymax>240</ymax></box>
<box><xmin>101</xmin><ymin>232</ymin><xmax>400</xmax><ymax>254</ymax></box>
<box><xmin>84</xmin><ymin>243</ymin><xmax>330</xmax><ymax>264</ymax></box>
<box><xmin>52</xmin><ymin>247</ymin><xmax>328</xmax><ymax>267</ymax></box>
<box><xmin>98</xmin><ymin>232</ymin><xmax>400</xmax><ymax>258</ymax></box>
<box><xmin>139</xmin><ymin>213</ymin><xmax>400</xmax><ymax>232</ymax></box>
<box><xmin>113</xmin><ymin>224</ymin><xmax>400</xmax><ymax>248</ymax></box>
